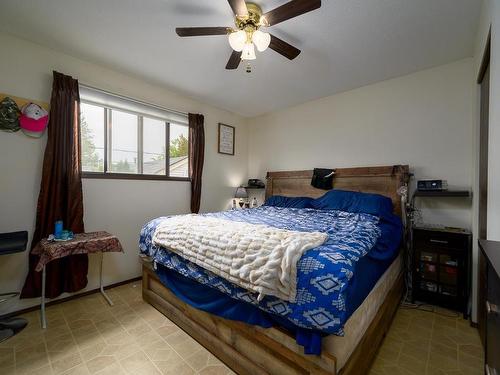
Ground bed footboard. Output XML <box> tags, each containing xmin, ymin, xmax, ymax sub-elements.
<box><xmin>142</xmin><ymin>262</ymin><xmax>337</xmax><ymax>374</ymax></box>
<box><xmin>142</xmin><ymin>261</ymin><xmax>403</xmax><ymax>375</ymax></box>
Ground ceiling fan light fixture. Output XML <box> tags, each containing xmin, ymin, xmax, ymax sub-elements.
<box><xmin>228</xmin><ymin>30</ymin><xmax>247</xmax><ymax>52</ymax></box>
<box><xmin>241</xmin><ymin>42</ymin><xmax>256</xmax><ymax>60</ymax></box>
<box><xmin>176</xmin><ymin>0</ymin><xmax>322</xmax><ymax>70</ymax></box>
<box><xmin>252</xmin><ymin>30</ymin><xmax>271</xmax><ymax>52</ymax></box>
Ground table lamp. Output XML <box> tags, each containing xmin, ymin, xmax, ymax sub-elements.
<box><xmin>234</xmin><ymin>186</ymin><xmax>248</xmax><ymax>208</ymax></box>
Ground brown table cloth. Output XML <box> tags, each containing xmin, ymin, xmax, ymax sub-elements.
<box><xmin>33</xmin><ymin>231</ymin><xmax>123</xmax><ymax>272</ymax></box>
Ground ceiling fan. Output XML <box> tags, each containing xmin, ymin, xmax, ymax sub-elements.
<box><xmin>175</xmin><ymin>0</ymin><xmax>321</xmax><ymax>70</ymax></box>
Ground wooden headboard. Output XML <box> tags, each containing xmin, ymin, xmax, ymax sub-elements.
<box><xmin>266</xmin><ymin>165</ymin><xmax>410</xmax><ymax>216</ymax></box>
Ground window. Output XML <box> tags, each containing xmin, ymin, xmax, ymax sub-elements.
<box><xmin>80</xmin><ymin>103</ymin><xmax>105</xmax><ymax>172</ymax></box>
<box><xmin>109</xmin><ymin>109</ymin><xmax>138</xmax><ymax>174</ymax></box>
<box><xmin>79</xmin><ymin>86</ymin><xmax>189</xmax><ymax>180</ymax></box>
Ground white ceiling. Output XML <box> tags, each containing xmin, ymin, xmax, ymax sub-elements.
<box><xmin>0</xmin><ymin>0</ymin><xmax>481</xmax><ymax>117</ymax></box>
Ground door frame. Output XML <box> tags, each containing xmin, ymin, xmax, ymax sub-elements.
<box><xmin>477</xmin><ymin>29</ymin><xmax>490</xmax><ymax>239</ymax></box>
<box><xmin>476</xmin><ymin>28</ymin><xmax>490</xmax><ymax>347</ymax></box>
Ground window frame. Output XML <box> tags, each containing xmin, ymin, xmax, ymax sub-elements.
<box><xmin>80</xmin><ymin>99</ymin><xmax>190</xmax><ymax>182</ymax></box>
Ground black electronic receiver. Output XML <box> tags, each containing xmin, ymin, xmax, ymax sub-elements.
<box><xmin>247</xmin><ymin>179</ymin><xmax>265</xmax><ymax>188</ymax></box>
<box><xmin>417</xmin><ymin>179</ymin><xmax>448</xmax><ymax>191</ymax></box>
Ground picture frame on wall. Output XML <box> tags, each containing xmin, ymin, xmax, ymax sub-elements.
<box><xmin>218</xmin><ymin>123</ymin><xmax>235</xmax><ymax>155</ymax></box>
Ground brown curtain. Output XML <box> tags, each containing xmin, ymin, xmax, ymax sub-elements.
<box><xmin>21</xmin><ymin>71</ymin><xmax>87</xmax><ymax>299</ymax></box>
<box><xmin>188</xmin><ymin>113</ymin><xmax>205</xmax><ymax>213</ymax></box>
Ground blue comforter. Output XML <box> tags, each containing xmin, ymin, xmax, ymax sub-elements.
<box><xmin>139</xmin><ymin>206</ymin><xmax>401</xmax><ymax>345</ymax></box>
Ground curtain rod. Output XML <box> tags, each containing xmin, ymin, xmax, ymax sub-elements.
<box><xmin>78</xmin><ymin>83</ymin><xmax>188</xmax><ymax>117</ymax></box>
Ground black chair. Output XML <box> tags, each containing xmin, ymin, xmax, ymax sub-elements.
<box><xmin>0</xmin><ymin>231</ymin><xmax>29</xmax><ymax>342</ymax></box>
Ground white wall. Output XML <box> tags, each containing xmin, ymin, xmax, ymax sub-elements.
<box><xmin>248</xmin><ymin>59</ymin><xmax>475</xmax><ymax>228</ymax></box>
<box><xmin>0</xmin><ymin>33</ymin><xmax>248</xmax><ymax>314</ymax></box>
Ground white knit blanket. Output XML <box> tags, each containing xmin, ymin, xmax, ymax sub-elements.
<box><xmin>152</xmin><ymin>215</ymin><xmax>328</xmax><ymax>302</ymax></box>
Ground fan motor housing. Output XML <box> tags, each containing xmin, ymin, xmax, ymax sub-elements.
<box><xmin>235</xmin><ymin>3</ymin><xmax>264</xmax><ymax>30</ymax></box>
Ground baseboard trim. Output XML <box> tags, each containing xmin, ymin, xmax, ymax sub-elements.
<box><xmin>0</xmin><ymin>276</ymin><xmax>142</xmax><ymax>319</ymax></box>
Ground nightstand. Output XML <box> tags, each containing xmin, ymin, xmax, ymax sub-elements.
<box><xmin>412</xmin><ymin>226</ymin><xmax>471</xmax><ymax>318</ymax></box>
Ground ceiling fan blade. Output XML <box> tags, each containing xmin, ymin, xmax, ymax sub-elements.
<box><xmin>262</xmin><ymin>0</ymin><xmax>321</xmax><ymax>26</ymax></box>
<box><xmin>269</xmin><ymin>34</ymin><xmax>301</xmax><ymax>60</ymax></box>
<box><xmin>226</xmin><ymin>50</ymin><xmax>242</xmax><ymax>70</ymax></box>
<box><xmin>176</xmin><ymin>27</ymin><xmax>231</xmax><ymax>37</ymax></box>
<box><xmin>228</xmin><ymin>0</ymin><xmax>248</xmax><ymax>17</ymax></box>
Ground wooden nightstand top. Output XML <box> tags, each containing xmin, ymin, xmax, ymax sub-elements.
<box><xmin>413</xmin><ymin>225</ymin><xmax>471</xmax><ymax>235</ymax></box>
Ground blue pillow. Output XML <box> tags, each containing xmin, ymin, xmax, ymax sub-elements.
<box><xmin>311</xmin><ymin>189</ymin><xmax>394</xmax><ymax>217</ymax></box>
<box><xmin>263</xmin><ymin>195</ymin><xmax>314</xmax><ymax>209</ymax></box>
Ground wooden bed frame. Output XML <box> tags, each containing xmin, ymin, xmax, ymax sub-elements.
<box><xmin>142</xmin><ymin>165</ymin><xmax>410</xmax><ymax>374</ymax></box>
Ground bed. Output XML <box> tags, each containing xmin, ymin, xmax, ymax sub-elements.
<box><xmin>140</xmin><ymin>164</ymin><xmax>409</xmax><ymax>374</ymax></box>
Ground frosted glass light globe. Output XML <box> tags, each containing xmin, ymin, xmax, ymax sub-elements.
<box><xmin>228</xmin><ymin>30</ymin><xmax>247</xmax><ymax>52</ymax></box>
<box><xmin>252</xmin><ymin>30</ymin><xmax>271</xmax><ymax>52</ymax></box>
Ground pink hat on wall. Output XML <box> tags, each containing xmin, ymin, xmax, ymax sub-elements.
<box><xmin>20</xmin><ymin>103</ymin><xmax>49</xmax><ymax>138</ymax></box>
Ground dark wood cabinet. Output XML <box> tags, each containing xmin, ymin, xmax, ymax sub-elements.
<box><xmin>478</xmin><ymin>240</ymin><xmax>500</xmax><ymax>375</ymax></box>
<box><xmin>412</xmin><ymin>227</ymin><xmax>471</xmax><ymax>317</ymax></box>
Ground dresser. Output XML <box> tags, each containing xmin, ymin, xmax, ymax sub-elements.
<box><xmin>412</xmin><ymin>226</ymin><xmax>471</xmax><ymax>317</ymax></box>
<box><xmin>478</xmin><ymin>240</ymin><xmax>500</xmax><ymax>375</ymax></box>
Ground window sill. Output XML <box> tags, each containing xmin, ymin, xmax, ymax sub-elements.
<box><xmin>82</xmin><ymin>172</ymin><xmax>190</xmax><ymax>182</ymax></box>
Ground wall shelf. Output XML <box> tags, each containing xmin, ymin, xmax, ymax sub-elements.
<box><xmin>412</xmin><ymin>190</ymin><xmax>470</xmax><ymax>198</ymax></box>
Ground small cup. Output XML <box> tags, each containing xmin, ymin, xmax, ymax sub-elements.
<box><xmin>54</xmin><ymin>220</ymin><xmax>63</xmax><ymax>238</ymax></box>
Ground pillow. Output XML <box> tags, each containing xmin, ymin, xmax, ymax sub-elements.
<box><xmin>263</xmin><ymin>195</ymin><xmax>314</xmax><ymax>209</ymax></box>
<box><xmin>311</xmin><ymin>189</ymin><xmax>394</xmax><ymax>217</ymax></box>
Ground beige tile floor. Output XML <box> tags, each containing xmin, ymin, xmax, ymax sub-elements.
<box><xmin>0</xmin><ymin>282</ymin><xmax>235</xmax><ymax>375</ymax></box>
<box><xmin>1</xmin><ymin>281</ymin><xmax>483</xmax><ymax>375</ymax></box>
<box><xmin>369</xmin><ymin>306</ymin><xmax>483</xmax><ymax>375</ymax></box>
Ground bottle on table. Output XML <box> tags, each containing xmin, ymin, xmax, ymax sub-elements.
<box><xmin>251</xmin><ymin>197</ymin><xmax>258</xmax><ymax>208</ymax></box>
